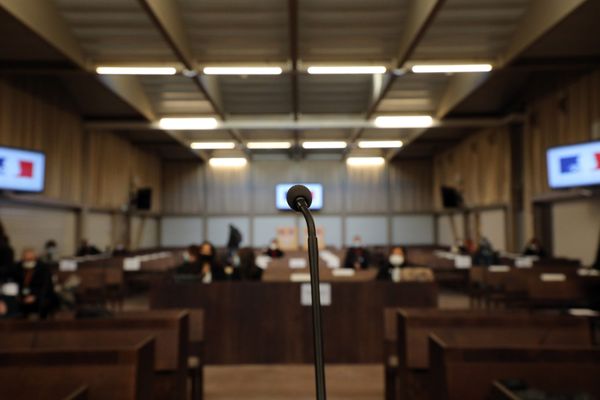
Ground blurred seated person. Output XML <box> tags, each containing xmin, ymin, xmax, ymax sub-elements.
<box><xmin>41</xmin><ymin>240</ymin><xmax>59</xmax><ymax>265</ymax></box>
<box><xmin>343</xmin><ymin>235</ymin><xmax>371</xmax><ymax>270</ymax></box>
<box><xmin>112</xmin><ymin>243</ymin><xmax>131</xmax><ymax>257</ymax></box>
<box><xmin>376</xmin><ymin>247</ymin><xmax>406</xmax><ymax>282</ymax></box>
<box><xmin>473</xmin><ymin>237</ymin><xmax>498</xmax><ymax>267</ymax></box>
<box><xmin>175</xmin><ymin>245</ymin><xmax>202</xmax><ymax>274</ymax></box>
<box><xmin>238</xmin><ymin>247</ymin><xmax>263</xmax><ymax>281</ymax></box>
<box><xmin>0</xmin><ymin>234</ymin><xmax>15</xmax><ymax>274</ymax></box>
<box><xmin>522</xmin><ymin>238</ymin><xmax>546</xmax><ymax>258</ymax></box>
<box><xmin>198</xmin><ymin>241</ymin><xmax>226</xmax><ymax>283</ymax></box>
<box><xmin>263</xmin><ymin>238</ymin><xmax>284</xmax><ymax>258</ymax></box>
<box><xmin>76</xmin><ymin>239</ymin><xmax>101</xmax><ymax>257</ymax></box>
<box><xmin>14</xmin><ymin>248</ymin><xmax>57</xmax><ymax>319</ymax></box>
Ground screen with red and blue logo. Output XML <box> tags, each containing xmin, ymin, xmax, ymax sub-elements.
<box><xmin>0</xmin><ymin>146</ymin><xmax>45</xmax><ymax>192</ymax></box>
<box><xmin>276</xmin><ymin>183</ymin><xmax>323</xmax><ymax>210</ymax></box>
<box><xmin>547</xmin><ymin>140</ymin><xmax>600</xmax><ymax>189</ymax></box>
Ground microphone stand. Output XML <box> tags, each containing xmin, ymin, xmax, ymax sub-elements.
<box><xmin>296</xmin><ymin>198</ymin><xmax>327</xmax><ymax>400</ymax></box>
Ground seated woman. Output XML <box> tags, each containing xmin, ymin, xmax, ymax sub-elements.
<box><xmin>376</xmin><ymin>246</ymin><xmax>406</xmax><ymax>282</ymax></box>
<box><xmin>176</xmin><ymin>242</ymin><xmax>224</xmax><ymax>283</ymax></box>
<box><xmin>263</xmin><ymin>239</ymin><xmax>284</xmax><ymax>258</ymax></box>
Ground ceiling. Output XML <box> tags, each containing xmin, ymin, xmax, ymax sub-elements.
<box><xmin>0</xmin><ymin>0</ymin><xmax>599</xmax><ymax>161</ymax></box>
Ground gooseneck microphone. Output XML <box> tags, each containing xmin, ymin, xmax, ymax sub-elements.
<box><xmin>287</xmin><ymin>185</ymin><xmax>327</xmax><ymax>400</ymax></box>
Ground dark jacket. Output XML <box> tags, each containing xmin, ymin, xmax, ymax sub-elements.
<box><xmin>263</xmin><ymin>249</ymin><xmax>284</xmax><ymax>259</ymax></box>
<box><xmin>376</xmin><ymin>261</ymin><xmax>405</xmax><ymax>281</ymax></box>
<box><xmin>343</xmin><ymin>247</ymin><xmax>371</xmax><ymax>269</ymax></box>
<box><xmin>14</xmin><ymin>261</ymin><xmax>56</xmax><ymax>318</ymax></box>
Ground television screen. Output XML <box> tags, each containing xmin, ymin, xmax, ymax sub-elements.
<box><xmin>276</xmin><ymin>183</ymin><xmax>323</xmax><ymax>210</ymax></box>
<box><xmin>546</xmin><ymin>140</ymin><xmax>600</xmax><ymax>189</ymax></box>
<box><xmin>0</xmin><ymin>146</ymin><xmax>45</xmax><ymax>192</ymax></box>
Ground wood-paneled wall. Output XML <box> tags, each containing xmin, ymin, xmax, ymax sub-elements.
<box><xmin>161</xmin><ymin>158</ymin><xmax>433</xmax><ymax>214</ymax></box>
<box><xmin>522</xmin><ymin>69</ymin><xmax>600</xmax><ymax>238</ymax></box>
<box><xmin>433</xmin><ymin>126</ymin><xmax>512</xmax><ymax>209</ymax></box>
<box><xmin>0</xmin><ymin>77</ymin><xmax>84</xmax><ymax>203</ymax></box>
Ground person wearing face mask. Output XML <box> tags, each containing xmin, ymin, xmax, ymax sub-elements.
<box><xmin>343</xmin><ymin>235</ymin><xmax>371</xmax><ymax>270</ymax></box>
<box><xmin>198</xmin><ymin>241</ymin><xmax>227</xmax><ymax>283</ymax></box>
<box><xmin>376</xmin><ymin>247</ymin><xmax>406</xmax><ymax>281</ymax></box>
<box><xmin>41</xmin><ymin>240</ymin><xmax>59</xmax><ymax>265</ymax></box>
<box><xmin>14</xmin><ymin>248</ymin><xmax>56</xmax><ymax>319</ymax></box>
<box><xmin>263</xmin><ymin>238</ymin><xmax>284</xmax><ymax>258</ymax></box>
<box><xmin>175</xmin><ymin>245</ymin><xmax>202</xmax><ymax>274</ymax></box>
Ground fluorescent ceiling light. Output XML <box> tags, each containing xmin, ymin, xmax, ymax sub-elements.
<box><xmin>159</xmin><ymin>117</ymin><xmax>218</xmax><ymax>130</ymax></box>
<box><xmin>302</xmin><ymin>141</ymin><xmax>347</xmax><ymax>149</ymax></box>
<box><xmin>411</xmin><ymin>64</ymin><xmax>492</xmax><ymax>74</ymax></box>
<box><xmin>191</xmin><ymin>142</ymin><xmax>236</xmax><ymax>150</ymax></box>
<box><xmin>307</xmin><ymin>66</ymin><xmax>387</xmax><ymax>74</ymax></box>
<box><xmin>358</xmin><ymin>140</ymin><xmax>403</xmax><ymax>149</ymax></box>
<box><xmin>374</xmin><ymin>115</ymin><xmax>434</xmax><ymax>128</ymax></box>
<box><xmin>346</xmin><ymin>157</ymin><xmax>385</xmax><ymax>166</ymax></box>
<box><xmin>203</xmin><ymin>67</ymin><xmax>282</xmax><ymax>75</ymax></box>
<box><xmin>96</xmin><ymin>66</ymin><xmax>177</xmax><ymax>75</ymax></box>
<box><xmin>247</xmin><ymin>141</ymin><xmax>292</xmax><ymax>149</ymax></box>
<box><xmin>208</xmin><ymin>158</ymin><xmax>248</xmax><ymax>167</ymax></box>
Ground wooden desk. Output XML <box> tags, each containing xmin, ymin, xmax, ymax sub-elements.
<box><xmin>0</xmin><ymin>335</ymin><xmax>154</xmax><ymax>400</ymax></box>
<box><xmin>389</xmin><ymin>308</ymin><xmax>592</xmax><ymax>400</ymax></box>
<box><xmin>490</xmin><ymin>380</ymin><xmax>599</xmax><ymax>400</ymax></box>
<box><xmin>1</xmin><ymin>379</ymin><xmax>88</xmax><ymax>400</ymax></box>
<box><xmin>150</xmin><ymin>280</ymin><xmax>437</xmax><ymax>364</ymax></box>
<box><xmin>430</xmin><ymin>335</ymin><xmax>600</xmax><ymax>400</ymax></box>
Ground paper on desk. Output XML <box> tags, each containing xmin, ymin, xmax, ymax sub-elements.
<box><xmin>290</xmin><ymin>273</ymin><xmax>311</xmax><ymax>282</ymax></box>
<box><xmin>123</xmin><ymin>257</ymin><xmax>141</xmax><ymax>271</ymax></box>
<box><xmin>578</xmin><ymin>268</ymin><xmax>599</xmax><ymax>277</ymax></box>
<box><xmin>515</xmin><ymin>257</ymin><xmax>534</xmax><ymax>268</ymax></box>
<box><xmin>320</xmin><ymin>250</ymin><xmax>341</xmax><ymax>269</ymax></box>
<box><xmin>568</xmin><ymin>308</ymin><xmax>599</xmax><ymax>317</ymax></box>
<box><xmin>489</xmin><ymin>265</ymin><xmax>510</xmax><ymax>272</ymax></box>
<box><xmin>289</xmin><ymin>258</ymin><xmax>307</xmax><ymax>269</ymax></box>
<box><xmin>256</xmin><ymin>255</ymin><xmax>271</xmax><ymax>270</ymax></box>
<box><xmin>59</xmin><ymin>259</ymin><xmax>78</xmax><ymax>272</ymax></box>
<box><xmin>332</xmin><ymin>269</ymin><xmax>355</xmax><ymax>277</ymax></box>
<box><xmin>540</xmin><ymin>273</ymin><xmax>566</xmax><ymax>282</ymax></box>
<box><xmin>454</xmin><ymin>255</ymin><xmax>472</xmax><ymax>269</ymax></box>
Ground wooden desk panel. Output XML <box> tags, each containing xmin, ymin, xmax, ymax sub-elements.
<box><xmin>150</xmin><ymin>280</ymin><xmax>437</xmax><ymax>364</ymax></box>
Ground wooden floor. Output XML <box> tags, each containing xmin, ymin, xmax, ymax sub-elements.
<box><xmin>204</xmin><ymin>365</ymin><xmax>383</xmax><ymax>400</ymax></box>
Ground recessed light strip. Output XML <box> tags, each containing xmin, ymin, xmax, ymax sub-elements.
<box><xmin>307</xmin><ymin>66</ymin><xmax>387</xmax><ymax>75</ymax></box>
<box><xmin>191</xmin><ymin>142</ymin><xmax>236</xmax><ymax>150</ymax></box>
<box><xmin>159</xmin><ymin>117</ymin><xmax>219</xmax><ymax>130</ymax></box>
<box><xmin>96</xmin><ymin>66</ymin><xmax>177</xmax><ymax>75</ymax></box>
<box><xmin>346</xmin><ymin>157</ymin><xmax>385</xmax><ymax>166</ymax></box>
<box><xmin>203</xmin><ymin>67</ymin><xmax>283</xmax><ymax>75</ymax></box>
<box><xmin>247</xmin><ymin>142</ymin><xmax>292</xmax><ymax>149</ymax></box>
<box><xmin>358</xmin><ymin>140</ymin><xmax>403</xmax><ymax>149</ymax></box>
<box><xmin>411</xmin><ymin>64</ymin><xmax>492</xmax><ymax>74</ymax></box>
<box><xmin>302</xmin><ymin>141</ymin><xmax>348</xmax><ymax>149</ymax></box>
<box><xmin>374</xmin><ymin>116</ymin><xmax>434</xmax><ymax>128</ymax></box>
<box><xmin>209</xmin><ymin>158</ymin><xmax>248</xmax><ymax>167</ymax></box>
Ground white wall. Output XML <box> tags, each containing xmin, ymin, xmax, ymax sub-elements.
<box><xmin>253</xmin><ymin>216</ymin><xmax>296</xmax><ymax>247</ymax></box>
<box><xmin>0</xmin><ymin>205</ymin><xmax>77</xmax><ymax>257</ymax></box>
<box><xmin>436</xmin><ymin>213</ymin><xmax>465</xmax><ymax>246</ymax></box>
<box><xmin>552</xmin><ymin>198</ymin><xmax>600</xmax><ymax>265</ymax></box>
<box><xmin>392</xmin><ymin>215</ymin><xmax>434</xmax><ymax>245</ymax></box>
<box><xmin>345</xmin><ymin>216</ymin><xmax>388</xmax><ymax>246</ymax></box>
<box><xmin>160</xmin><ymin>216</ymin><xmax>203</xmax><ymax>247</ymax></box>
<box><xmin>479</xmin><ymin>209</ymin><xmax>507</xmax><ymax>251</ymax></box>
<box><xmin>85</xmin><ymin>212</ymin><xmax>112</xmax><ymax>251</ymax></box>
<box><xmin>130</xmin><ymin>216</ymin><xmax>159</xmax><ymax>249</ymax></box>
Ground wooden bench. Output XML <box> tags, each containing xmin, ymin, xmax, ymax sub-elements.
<box><xmin>0</xmin><ymin>333</ymin><xmax>154</xmax><ymax>400</ymax></box>
<box><xmin>1</xmin><ymin>379</ymin><xmax>88</xmax><ymax>400</ymax></box>
<box><xmin>430</xmin><ymin>334</ymin><xmax>600</xmax><ymax>400</ymax></box>
<box><xmin>390</xmin><ymin>308</ymin><xmax>592</xmax><ymax>400</ymax></box>
<box><xmin>0</xmin><ymin>310</ymin><xmax>196</xmax><ymax>400</ymax></box>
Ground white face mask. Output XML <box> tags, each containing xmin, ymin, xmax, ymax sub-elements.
<box><xmin>183</xmin><ymin>252</ymin><xmax>192</xmax><ymax>262</ymax></box>
<box><xmin>269</xmin><ymin>243</ymin><xmax>278</xmax><ymax>250</ymax></box>
<box><xmin>23</xmin><ymin>261</ymin><xmax>36</xmax><ymax>269</ymax></box>
<box><xmin>389</xmin><ymin>254</ymin><xmax>404</xmax><ymax>267</ymax></box>
<box><xmin>353</xmin><ymin>241</ymin><xmax>362</xmax><ymax>247</ymax></box>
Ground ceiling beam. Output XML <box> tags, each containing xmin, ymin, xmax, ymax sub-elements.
<box><xmin>288</xmin><ymin>0</ymin><xmax>299</xmax><ymax>121</ymax></box>
<box><xmin>349</xmin><ymin>0</ymin><xmax>446</xmax><ymax>144</ymax></box>
<box><xmin>138</xmin><ymin>0</ymin><xmax>244</xmax><ymax>146</ymax></box>
<box><xmin>436</xmin><ymin>0</ymin><xmax>589</xmax><ymax>119</ymax></box>
<box><xmin>0</xmin><ymin>0</ymin><xmax>157</xmax><ymax>122</ymax></box>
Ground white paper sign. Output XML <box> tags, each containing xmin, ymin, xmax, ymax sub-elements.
<box><xmin>1</xmin><ymin>282</ymin><xmax>19</xmax><ymax>296</ymax></box>
<box><xmin>290</xmin><ymin>273</ymin><xmax>311</xmax><ymax>282</ymax></box>
<box><xmin>301</xmin><ymin>283</ymin><xmax>331</xmax><ymax>306</ymax></box>
<box><xmin>454</xmin><ymin>255</ymin><xmax>472</xmax><ymax>269</ymax></box>
<box><xmin>59</xmin><ymin>260</ymin><xmax>78</xmax><ymax>272</ymax></box>
<box><xmin>123</xmin><ymin>257</ymin><xmax>141</xmax><ymax>271</ymax></box>
<box><xmin>515</xmin><ymin>257</ymin><xmax>534</xmax><ymax>268</ymax></box>
<box><xmin>540</xmin><ymin>273</ymin><xmax>566</xmax><ymax>282</ymax></box>
<box><xmin>332</xmin><ymin>269</ymin><xmax>355</xmax><ymax>277</ymax></box>
<box><xmin>289</xmin><ymin>258</ymin><xmax>307</xmax><ymax>269</ymax></box>
<box><xmin>489</xmin><ymin>265</ymin><xmax>510</xmax><ymax>273</ymax></box>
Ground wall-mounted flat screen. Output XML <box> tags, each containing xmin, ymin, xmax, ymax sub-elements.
<box><xmin>0</xmin><ymin>146</ymin><xmax>45</xmax><ymax>192</ymax></box>
<box><xmin>547</xmin><ymin>140</ymin><xmax>600</xmax><ymax>189</ymax></box>
<box><xmin>276</xmin><ymin>183</ymin><xmax>324</xmax><ymax>211</ymax></box>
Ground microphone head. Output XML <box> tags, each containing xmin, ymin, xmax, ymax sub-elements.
<box><xmin>286</xmin><ymin>185</ymin><xmax>313</xmax><ymax>211</ymax></box>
